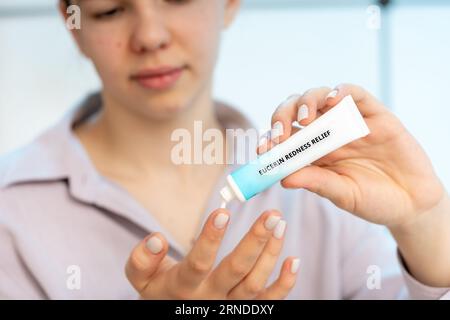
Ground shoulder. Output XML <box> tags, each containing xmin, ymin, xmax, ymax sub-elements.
<box><xmin>0</xmin><ymin>139</ymin><xmax>64</xmax><ymax>191</ymax></box>
<box><xmin>0</xmin><ymin>138</ymin><xmax>78</xmax><ymax>231</ymax></box>
<box><xmin>0</xmin><ymin>114</ymin><xmax>78</xmax><ymax>192</ymax></box>
<box><xmin>0</xmin><ymin>143</ymin><xmax>40</xmax><ymax>189</ymax></box>
<box><xmin>0</xmin><ymin>121</ymin><xmax>75</xmax><ymax>225</ymax></box>
<box><xmin>0</xmin><ymin>92</ymin><xmax>102</xmax><ymax>191</ymax></box>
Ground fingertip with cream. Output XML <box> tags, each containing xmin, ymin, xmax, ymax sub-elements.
<box><xmin>273</xmin><ymin>220</ymin><xmax>287</xmax><ymax>239</ymax></box>
<box><xmin>146</xmin><ymin>236</ymin><xmax>163</xmax><ymax>254</ymax></box>
<box><xmin>291</xmin><ymin>258</ymin><xmax>300</xmax><ymax>274</ymax></box>
<box><xmin>214</xmin><ymin>212</ymin><xmax>230</xmax><ymax>229</ymax></box>
<box><xmin>271</xmin><ymin>121</ymin><xmax>284</xmax><ymax>142</ymax></box>
<box><xmin>298</xmin><ymin>104</ymin><xmax>309</xmax><ymax>122</ymax></box>
<box><xmin>326</xmin><ymin>89</ymin><xmax>338</xmax><ymax>99</ymax></box>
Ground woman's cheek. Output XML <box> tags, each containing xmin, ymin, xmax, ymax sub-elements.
<box><xmin>182</xmin><ymin>19</ymin><xmax>221</xmax><ymax>76</ymax></box>
<box><xmin>85</xmin><ymin>35</ymin><xmax>126</xmax><ymax>79</ymax></box>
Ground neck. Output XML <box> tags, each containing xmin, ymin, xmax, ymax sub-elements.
<box><xmin>77</xmin><ymin>87</ymin><xmax>225</xmax><ymax>179</ymax></box>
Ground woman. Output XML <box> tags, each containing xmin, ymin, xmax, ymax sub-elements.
<box><xmin>0</xmin><ymin>0</ymin><xmax>449</xmax><ymax>299</ymax></box>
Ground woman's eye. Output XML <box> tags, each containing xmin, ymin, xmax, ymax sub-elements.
<box><xmin>165</xmin><ymin>0</ymin><xmax>191</xmax><ymax>4</ymax></box>
<box><xmin>93</xmin><ymin>7</ymin><xmax>124</xmax><ymax>19</ymax></box>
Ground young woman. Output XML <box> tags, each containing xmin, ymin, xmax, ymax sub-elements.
<box><xmin>0</xmin><ymin>0</ymin><xmax>449</xmax><ymax>299</ymax></box>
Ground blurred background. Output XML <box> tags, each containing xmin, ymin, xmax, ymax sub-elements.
<box><xmin>0</xmin><ymin>0</ymin><xmax>449</xmax><ymax>189</ymax></box>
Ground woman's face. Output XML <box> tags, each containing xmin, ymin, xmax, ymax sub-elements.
<box><xmin>65</xmin><ymin>0</ymin><xmax>240</xmax><ymax>120</ymax></box>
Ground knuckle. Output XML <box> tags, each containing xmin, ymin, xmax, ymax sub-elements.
<box><xmin>278</xmin><ymin>94</ymin><xmax>297</xmax><ymax>107</ymax></box>
<box><xmin>272</xmin><ymin>108</ymin><xmax>284</xmax><ymax>122</ymax></box>
<box><xmin>320</xmin><ymin>85</ymin><xmax>333</xmax><ymax>92</ymax></box>
<box><xmin>286</xmin><ymin>93</ymin><xmax>301</xmax><ymax>101</ymax></box>
<box><xmin>203</xmin><ymin>226</ymin><xmax>222</xmax><ymax>242</ymax></box>
<box><xmin>274</xmin><ymin>100</ymin><xmax>287</xmax><ymax>113</ymax></box>
<box><xmin>187</xmin><ymin>257</ymin><xmax>211</xmax><ymax>275</ymax></box>
<box><xmin>337</xmin><ymin>82</ymin><xmax>351</xmax><ymax>89</ymax></box>
<box><xmin>265</xmin><ymin>243</ymin><xmax>281</xmax><ymax>258</ymax></box>
<box><xmin>299</xmin><ymin>95</ymin><xmax>316</xmax><ymax>108</ymax></box>
<box><xmin>228</xmin><ymin>258</ymin><xmax>248</xmax><ymax>278</ymax></box>
<box><xmin>273</xmin><ymin>95</ymin><xmax>299</xmax><ymax>117</ymax></box>
<box><xmin>302</xmin><ymin>88</ymin><xmax>314</xmax><ymax>97</ymax></box>
<box><xmin>251</xmin><ymin>226</ymin><xmax>269</xmax><ymax>246</ymax></box>
<box><xmin>275</xmin><ymin>102</ymin><xmax>285</xmax><ymax>113</ymax></box>
<box><xmin>245</xmin><ymin>279</ymin><xmax>265</xmax><ymax>296</ymax></box>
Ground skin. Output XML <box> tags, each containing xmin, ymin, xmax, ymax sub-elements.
<box><xmin>59</xmin><ymin>0</ymin><xmax>450</xmax><ymax>298</ymax></box>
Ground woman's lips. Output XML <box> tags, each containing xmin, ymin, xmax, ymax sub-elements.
<box><xmin>131</xmin><ymin>66</ymin><xmax>185</xmax><ymax>90</ymax></box>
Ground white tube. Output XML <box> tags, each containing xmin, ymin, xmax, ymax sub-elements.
<box><xmin>220</xmin><ymin>95</ymin><xmax>370</xmax><ymax>204</ymax></box>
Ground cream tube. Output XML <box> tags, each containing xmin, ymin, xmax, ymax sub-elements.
<box><xmin>220</xmin><ymin>95</ymin><xmax>370</xmax><ymax>205</ymax></box>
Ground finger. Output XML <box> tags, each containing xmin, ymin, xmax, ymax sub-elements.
<box><xmin>269</xmin><ymin>94</ymin><xmax>303</xmax><ymax>144</ymax></box>
<box><xmin>258</xmin><ymin>87</ymin><xmax>331</xmax><ymax>155</ymax></box>
<box><xmin>257</xmin><ymin>130</ymin><xmax>276</xmax><ymax>155</ymax></box>
<box><xmin>257</xmin><ymin>125</ymin><xmax>302</xmax><ymax>155</ymax></box>
<box><xmin>293</xmin><ymin>86</ymin><xmax>334</xmax><ymax>126</ymax></box>
<box><xmin>280</xmin><ymin>164</ymin><xmax>358</xmax><ymax>212</ymax></box>
<box><xmin>256</xmin><ymin>257</ymin><xmax>300</xmax><ymax>300</ymax></box>
<box><xmin>227</xmin><ymin>221</ymin><xmax>286</xmax><ymax>299</ymax></box>
<box><xmin>260</xmin><ymin>84</ymin><xmax>376</xmax><ymax>156</ymax></box>
<box><xmin>325</xmin><ymin>83</ymin><xmax>386</xmax><ymax>117</ymax></box>
<box><xmin>270</xmin><ymin>88</ymin><xmax>330</xmax><ymax>140</ymax></box>
<box><xmin>208</xmin><ymin>210</ymin><xmax>284</xmax><ymax>294</ymax></box>
<box><xmin>125</xmin><ymin>233</ymin><xmax>170</xmax><ymax>293</ymax></box>
<box><xmin>176</xmin><ymin>209</ymin><xmax>230</xmax><ymax>290</ymax></box>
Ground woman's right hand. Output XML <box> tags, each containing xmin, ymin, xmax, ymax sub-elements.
<box><xmin>125</xmin><ymin>209</ymin><xmax>299</xmax><ymax>299</ymax></box>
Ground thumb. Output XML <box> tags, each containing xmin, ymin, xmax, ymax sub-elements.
<box><xmin>281</xmin><ymin>165</ymin><xmax>356</xmax><ymax>212</ymax></box>
<box><xmin>125</xmin><ymin>232</ymin><xmax>172</xmax><ymax>293</ymax></box>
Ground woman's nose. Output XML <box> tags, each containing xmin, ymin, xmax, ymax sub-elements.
<box><xmin>130</xmin><ymin>11</ymin><xmax>171</xmax><ymax>54</ymax></box>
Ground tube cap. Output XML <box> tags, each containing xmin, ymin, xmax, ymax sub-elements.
<box><xmin>220</xmin><ymin>185</ymin><xmax>235</xmax><ymax>203</ymax></box>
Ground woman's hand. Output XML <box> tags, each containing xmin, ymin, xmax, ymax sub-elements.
<box><xmin>125</xmin><ymin>209</ymin><xmax>299</xmax><ymax>299</ymax></box>
<box><xmin>260</xmin><ymin>83</ymin><xmax>450</xmax><ymax>287</ymax></box>
<box><xmin>260</xmin><ymin>84</ymin><xmax>446</xmax><ymax>230</ymax></box>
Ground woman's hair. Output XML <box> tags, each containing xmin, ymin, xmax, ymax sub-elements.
<box><xmin>63</xmin><ymin>0</ymin><xmax>70</xmax><ymax>7</ymax></box>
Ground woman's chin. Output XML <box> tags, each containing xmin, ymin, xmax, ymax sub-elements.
<box><xmin>136</xmin><ymin>100</ymin><xmax>190</xmax><ymax>121</ymax></box>
<box><xmin>109</xmin><ymin>87</ymin><xmax>195</xmax><ymax>121</ymax></box>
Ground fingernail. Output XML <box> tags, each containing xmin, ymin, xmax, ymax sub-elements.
<box><xmin>271</xmin><ymin>121</ymin><xmax>283</xmax><ymax>141</ymax></box>
<box><xmin>264</xmin><ymin>215</ymin><xmax>281</xmax><ymax>231</ymax></box>
<box><xmin>273</xmin><ymin>220</ymin><xmax>286</xmax><ymax>239</ymax></box>
<box><xmin>214</xmin><ymin>212</ymin><xmax>229</xmax><ymax>229</ymax></box>
<box><xmin>258</xmin><ymin>134</ymin><xmax>268</xmax><ymax>148</ymax></box>
<box><xmin>326</xmin><ymin>90</ymin><xmax>338</xmax><ymax>99</ymax></box>
<box><xmin>146</xmin><ymin>236</ymin><xmax>163</xmax><ymax>254</ymax></box>
<box><xmin>290</xmin><ymin>258</ymin><xmax>300</xmax><ymax>274</ymax></box>
<box><xmin>297</xmin><ymin>104</ymin><xmax>309</xmax><ymax>122</ymax></box>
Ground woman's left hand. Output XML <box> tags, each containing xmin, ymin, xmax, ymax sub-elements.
<box><xmin>259</xmin><ymin>84</ymin><xmax>446</xmax><ymax>230</ymax></box>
